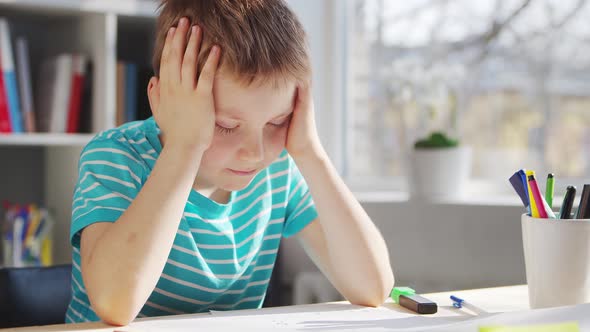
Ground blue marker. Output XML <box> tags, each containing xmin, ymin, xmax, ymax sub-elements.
<box><xmin>450</xmin><ymin>295</ymin><xmax>487</xmax><ymax>315</ymax></box>
<box><xmin>518</xmin><ymin>169</ymin><xmax>529</xmax><ymax>203</ymax></box>
<box><xmin>509</xmin><ymin>169</ymin><xmax>530</xmax><ymax>210</ymax></box>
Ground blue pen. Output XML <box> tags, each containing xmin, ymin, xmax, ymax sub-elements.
<box><xmin>450</xmin><ymin>295</ymin><xmax>487</xmax><ymax>315</ymax></box>
<box><xmin>19</xmin><ymin>206</ymin><xmax>29</xmax><ymax>243</ymax></box>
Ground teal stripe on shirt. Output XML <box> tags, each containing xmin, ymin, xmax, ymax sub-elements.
<box><xmin>66</xmin><ymin>117</ymin><xmax>318</xmax><ymax>323</ymax></box>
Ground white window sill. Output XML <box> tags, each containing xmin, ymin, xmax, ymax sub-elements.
<box><xmin>352</xmin><ymin>190</ymin><xmax>560</xmax><ymax>209</ymax></box>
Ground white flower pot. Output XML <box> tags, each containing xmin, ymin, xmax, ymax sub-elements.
<box><xmin>409</xmin><ymin>146</ymin><xmax>472</xmax><ymax>200</ymax></box>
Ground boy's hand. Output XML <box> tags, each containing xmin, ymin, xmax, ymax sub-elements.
<box><xmin>286</xmin><ymin>83</ymin><xmax>323</xmax><ymax>159</ymax></box>
<box><xmin>151</xmin><ymin>17</ymin><xmax>221</xmax><ymax>152</ymax></box>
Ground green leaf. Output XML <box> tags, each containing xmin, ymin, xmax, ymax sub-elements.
<box><xmin>414</xmin><ymin>131</ymin><xmax>459</xmax><ymax>149</ymax></box>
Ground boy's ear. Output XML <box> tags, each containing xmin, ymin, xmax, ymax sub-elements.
<box><xmin>147</xmin><ymin>77</ymin><xmax>160</xmax><ymax>117</ymax></box>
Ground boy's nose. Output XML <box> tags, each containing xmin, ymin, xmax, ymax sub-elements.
<box><xmin>238</xmin><ymin>135</ymin><xmax>265</xmax><ymax>163</ymax></box>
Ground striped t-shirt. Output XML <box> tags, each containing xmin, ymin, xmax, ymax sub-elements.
<box><xmin>66</xmin><ymin>117</ymin><xmax>318</xmax><ymax>323</ymax></box>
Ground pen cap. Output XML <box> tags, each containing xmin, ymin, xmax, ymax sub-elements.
<box><xmin>559</xmin><ymin>186</ymin><xmax>576</xmax><ymax>219</ymax></box>
<box><xmin>575</xmin><ymin>184</ymin><xmax>590</xmax><ymax>219</ymax></box>
<box><xmin>509</xmin><ymin>171</ymin><xmax>529</xmax><ymax>208</ymax></box>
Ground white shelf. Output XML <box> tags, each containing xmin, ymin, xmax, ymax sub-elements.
<box><xmin>0</xmin><ymin>0</ymin><xmax>158</xmax><ymax>17</ymax></box>
<box><xmin>0</xmin><ymin>133</ymin><xmax>94</xmax><ymax>146</ymax></box>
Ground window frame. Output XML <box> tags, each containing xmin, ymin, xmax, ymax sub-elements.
<box><xmin>327</xmin><ymin>0</ymin><xmax>588</xmax><ymax>198</ymax></box>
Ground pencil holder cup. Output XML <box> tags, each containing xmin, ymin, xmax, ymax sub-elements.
<box><xmin>521</xmin><ymin>214</ymin><xmax>590</xmax><ymax>309</ymax></box>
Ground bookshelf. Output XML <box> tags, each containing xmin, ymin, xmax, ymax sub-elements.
<box><xmin>0</xmin><ymin>0</ymin><xmax>158</xmax><ymax>265</ymax></box>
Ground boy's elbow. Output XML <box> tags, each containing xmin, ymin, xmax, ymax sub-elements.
<box><xmin>100</xmin><ymin>312</ymin><xmax>134</xmax><ymax>327</ymax></box>
<box><xmin>349</xmin><ymin>269</ymin><xmax>395</xmax><ymax>307</ymax></box>
<box><xmin>348</xmin><ymin>290</ymin><xmax>388</xmax><ymax>307</ymax></box>
<box><xmin>90</xmin><ymin>291</ymin><xmax>141</xmax><ymax>326</ymax></box>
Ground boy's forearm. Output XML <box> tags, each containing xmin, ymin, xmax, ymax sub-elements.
<box><xmin>294</xmin><ymin>148</ymin><xmax>394</xmax><ymax>305</ymax></box>
<box><xmin>84</xmin><ymin>145</ymin><xmax>205</xmax><ymax>324</ymax></box>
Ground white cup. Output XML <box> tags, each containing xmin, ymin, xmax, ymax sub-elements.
<box><xmin>521</xmin><ymin>214</ymin><xmax>590</xmax><ymax>309</ymax></box>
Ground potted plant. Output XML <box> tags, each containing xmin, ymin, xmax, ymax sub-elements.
<box><xmin>410</xmin><ymin>131</ymin><xmax>472</xmax><ymax>200</ymax></box>
<box><xmin>387</xmin><ymin>59</ymin><xmax>472</xmax><ymax>199</ymax></box>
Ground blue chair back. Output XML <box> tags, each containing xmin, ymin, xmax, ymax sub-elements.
<box><xmin>0</xmin><ymin>264</ymin><xmax>72</xmax><ymax>328</ymax></box>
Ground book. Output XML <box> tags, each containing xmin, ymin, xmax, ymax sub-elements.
<box><xmin>66</xmin><ymin>54</ymin><xmax>87</xmax><ymax>133</ymax></box>
<box><xmin>125</xmin><ymin>63</ymin><xmax>138</xmax><ymax>123</ymax></box>
<box><xmin>116</xmin><ymin>61</ymin><xmax>126</xmax><ymax>126</ymax></box>
<box><xmin>49</xmin><ymin>54</ymin><xmax>73</xmax><ymax>133</ymax></box>
<box><xmin>0</xmin><ymin>18</ymin><xmax>23</xmax><ymax>133</ymax></box>
<box><xmin>37</xmin><ymin>54</ymin><xmax>92</xmax><ymax>133</ymax></box>
<box><xmin>35</xmin><ymin>57</ymin><xmax>57</xmax><ymax>132</ymax></box>
<box><xmin>79</xmin><ymin>61</ymin><xmax>93</xmax><ymax>133</ymax></box>
<box><xmin>15</xmin><ymin>37</ymin><xmax>35</xmax><ymax>133</ymax></box>
<box><xmin>0</xmin><ymin>59</ymin><xmax>11</xmax><ymax>133</ymax></box>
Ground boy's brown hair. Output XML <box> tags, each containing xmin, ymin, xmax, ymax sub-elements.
<box><xmin>153</xmin><ymin>0</ymin><xmax>310</xmax><ymax>85</ymax></box>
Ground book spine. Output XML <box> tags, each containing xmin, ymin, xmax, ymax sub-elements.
<box><xmin>0</xmin><ymin>19</ymin><xmax>23</xmax><ymax>133</ymax></box>
<box><xmin>0</xmin><ymin>65</ymin><xmax>11</xmax><ymax>133</ymax></box>
<box><xmin>15</xmin><ymin>37</ymin><xmax>35</xmax><ymax>132</ymax></box>
<box><xmin>49</xmin><ymin>54</ymin><xmax>73</xmax><ymax>133</ymax></box>
<box><xmin>66</xmin><ymin>55</ymin><xmax>86</xmax><ymax>133</ymax></box>
<box><xmin>125</xmin><ymin>63</ymin><xmax>138</xmax><ymax>123</ymax></box>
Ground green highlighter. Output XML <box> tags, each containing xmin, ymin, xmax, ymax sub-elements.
<box><xmin>479</xmin><ymin>322</ymin><xmax>579</xmax><ymax>332</ymax></box>
<box><xmin>391</xmin><ymin>287</ymin><xmax>437</xmax><ymax>314</ymax></box>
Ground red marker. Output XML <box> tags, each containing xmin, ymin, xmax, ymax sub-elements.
<box><xmin>528</xmin><ymin>174</ymin><xmax>548</xmax><ymax>218</ymax></box>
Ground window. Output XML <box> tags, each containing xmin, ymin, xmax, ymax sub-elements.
<box><xmin>344</xmin><ymin>0</ymin><xmax>590</xmax><ymax>193</ymax></box>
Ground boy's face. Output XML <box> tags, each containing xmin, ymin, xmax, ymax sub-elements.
<box><xmin>196</xmin><ymin>71</ymin><xmax>296</xmax><ymax>192</ymax></box>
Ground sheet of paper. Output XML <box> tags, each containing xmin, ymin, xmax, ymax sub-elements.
<box><xmin>128</xmin><ymin>303</ymin><xmax>474</xmax><ymax>331</ymax></box>
<box><xmin>125</xmin><ymin>303</ymin><xmax>590</xmax><ymax>332</ymax></box>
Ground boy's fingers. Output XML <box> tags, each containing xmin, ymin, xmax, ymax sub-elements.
<box><xmin>196</xmin><ymin>46</ymin><xmax>221</xmax><ymax>95</ymax></box>
<box><xmin>159</xmin><ymin>26</ymin><xmax>176</xmax><ymax>86</ymax></box>
<box><xmin>168</xmin><ymin>17</ymin><xmax>190</xmax><ymax>84</ymax></box>
<box><xmin>148</xmin><ymin>77</ymin><xmax>161</xmax><ymax>119</ymax></box>
<box><xmin>181</xmin><ymin>25</ymin><xmax>202</xmax><ymax>89</ymax></box>
<box><xmin>298</xmin><ymin>84</ymin><xmax>312</xmax><ymax>105</ymax></box>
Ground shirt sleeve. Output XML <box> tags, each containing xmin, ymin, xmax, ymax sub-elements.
<box><xmin>283</xmin><ymin>154</ymin><xmax>318</xmax><ymax>238</ymax></box>
<box><xmin>70</xmin><ymin>138</ymin><xmax>146</xmax><ymax>248</ymax></box>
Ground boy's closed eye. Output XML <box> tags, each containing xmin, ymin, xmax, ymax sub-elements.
<box><xmin>215</xmin><ymin>114</ymin><xmax>292</xmax><ymax>135</ymax></box>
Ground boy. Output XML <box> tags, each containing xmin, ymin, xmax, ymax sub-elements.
<box><xmin>66</xmin><ymin>0</ymin><xmax>393</xmax><ymax>326</ymax></box>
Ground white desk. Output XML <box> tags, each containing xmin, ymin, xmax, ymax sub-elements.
<box><xmin>3</xmin><ymin>285</ymin><xmax>532</xmax><ymax>332</ymax></box>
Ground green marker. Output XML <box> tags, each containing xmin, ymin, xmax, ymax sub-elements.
<box><xmin>546</xmin><ymin>173</ymin><xmax>555</xmax><ymax>210</ymax></box>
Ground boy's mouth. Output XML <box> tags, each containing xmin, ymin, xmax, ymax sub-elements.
<box><xmin>228</xmin><ymin>168</ymin><xmax>258</xmax><ymax>176</ymax></box>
